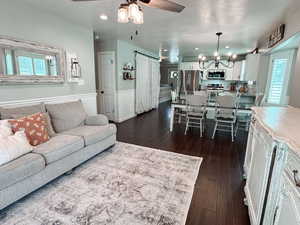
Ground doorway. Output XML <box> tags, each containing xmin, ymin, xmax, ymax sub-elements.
<box><xmin>97</xmin><ymin>51</ymin><xmax>116</xmax><ymax>121</ymax></box>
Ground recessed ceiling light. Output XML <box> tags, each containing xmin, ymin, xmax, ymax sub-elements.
<box><xmin>194</xmin><ymin>47</ymin><xmax>199</xmax><ymax>50</ymax></box>
<box><xmin>225</xmin><ymin>46</ymin><xmax>230</xmax><ymax>49</ymax></box>
<box><xmin>99</xmin><ymin>14</ymin><xmax>108</xmax><ymax>20</ymax></box>
<box><xmin>163</xmin><ymin>49</ymin><xmax>168</xmax><ymax>52</ymax></box>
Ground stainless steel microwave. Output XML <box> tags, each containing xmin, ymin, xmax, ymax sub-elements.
<box><xmin>207</xmin><ymin>70</ymin><xmax>226</xmax><ymax>80</ymax></box>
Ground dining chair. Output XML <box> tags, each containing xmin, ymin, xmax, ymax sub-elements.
<box><xmin>234</xmin><ymin>93</ymin><xmax>251</xmax><ymax>136</ymax></box>
<box><xmin>184</xmin><ymin>94</ymin><xmax>208</xmax><ymax>137</ymax></box>
<box><xmin>212</xmin><ymin>95</ymin><xmax>237</xmax><ymax>142</ymax></box>
<box><xmin>255</xmin><ymin>93</ymin><xmax>265</xmax><ymax>106</ymax></box>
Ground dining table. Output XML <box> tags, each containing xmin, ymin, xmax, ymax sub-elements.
<box><xmin>169</xmin><ymin>100</ymin><xmax>253</xmax><ymax>132</ymax></box>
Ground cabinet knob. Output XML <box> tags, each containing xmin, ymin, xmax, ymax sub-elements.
<box><xmin>292</xmin><ymin>170</ymin><xmax>300</xmax><ymax>188</ymax></box>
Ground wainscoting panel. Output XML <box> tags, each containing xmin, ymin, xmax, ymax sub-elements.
<box><xmin>0</xmin><ymin>93</ymin><xmax>97</xmax><ymax>115</ymax></box>
<box><xmin>116</xmin><ymin>89</ymin><xmax>136</xmax><ymax>123</ymax></box>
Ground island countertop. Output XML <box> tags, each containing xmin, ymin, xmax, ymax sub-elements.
<box><xmin>252</xmin><ymin>106</ymin><xmax>300</xmax><ymax>156</ymax></box>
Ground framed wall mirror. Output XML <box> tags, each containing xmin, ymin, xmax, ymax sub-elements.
<box><xmin>0</xmin><ymin>36</ymin><xmax>66</xmax><ymax>84</ymax></box>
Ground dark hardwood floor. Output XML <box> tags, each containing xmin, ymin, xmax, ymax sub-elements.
<box><xmin>117</xmin><ymin>101</ymin><xmax>250</xmax><ymax>225</ymax></box>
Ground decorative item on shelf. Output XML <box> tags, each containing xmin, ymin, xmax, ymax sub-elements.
<box><xmin>122</xmin><ymin>63</ymin><xmax>136</xmax><ymax>80</ymax></box>
<box><xmin>198</xmin><ymin>32</ymin><xmax>239</xmax><ymax>70</ymax></box>
<box><xmin>66</xmin><ymin>52</ymin><xmax>84</xmax><ymax>84</ymax></box>
<box><xmin>268</xmin><ymin>24</ymin><xmax>285</xmax><ymax>48</ymax></box>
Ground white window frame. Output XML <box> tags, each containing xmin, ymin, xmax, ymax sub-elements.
<box><xmin>265</xmin><ymin>49</ymin><xmax>296</xmax><ymax>106</ymax></box>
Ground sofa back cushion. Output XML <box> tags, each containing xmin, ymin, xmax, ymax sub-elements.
<box><xmin>0</xmin><ymin>103</ymin><xmax>46</xmax><ymax>120</ymax></box>
<box><xmin>9</xmin><ymin>112</ymin><xmax>50</xmax><ymax>146</ymax></box>
<box><xmin>45</xmin><ymin>100</ymin><xmax>87</xmax><ymax>133</ymax></box>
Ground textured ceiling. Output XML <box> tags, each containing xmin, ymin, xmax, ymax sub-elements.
<box><xmin>20</xmin><ymin>0</ymin><xmax>297</xmax><ymax>61</ymax></box>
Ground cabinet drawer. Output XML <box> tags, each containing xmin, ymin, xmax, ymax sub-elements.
<box><xmin>285</xmin><ymin>149</ymin><xmax>300</xmax><ymax>196</ymax></box>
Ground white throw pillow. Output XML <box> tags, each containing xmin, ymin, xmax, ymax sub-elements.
<box><xmin>0</xmin><ymin>120</ymin><xmax>12</xmax><ymax>138</ymax></box>
<box><xmin>0</xmin><ymin>130</ymin><xmax>33</xmax><ymax>166</ymax></box>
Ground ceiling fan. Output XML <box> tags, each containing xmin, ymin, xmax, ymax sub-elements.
<box><xmin>72</xmin><ymin>0</ymin><xmax>185</xmax><ymax>13</ymax></box>
<box><xmin>72</xmin><ymin>0</ymin><xmax>185</xmax><ymax>24</ymax></box>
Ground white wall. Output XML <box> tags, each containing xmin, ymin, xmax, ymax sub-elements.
<box><xmin>257</xmin><ymin>3</ymin><xmax>300</xmax><ymax>107</ymax></box>
<box><xmin>95</xmin><ymin>39</ymin><xmax>159</xmax><ymax>122</ymax></box>
<box><xmin>0</xmin><ymin>0</ymin><xmax>96</xmax><ymax>102</ymax></box>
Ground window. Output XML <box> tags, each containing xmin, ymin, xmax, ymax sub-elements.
<box><xmin>267</xmin><ymin>59</ymin><xmax>288</xmax><ymax>104</ymax></box>
<box><xmin>266</xmin><ymin>50</ymin><xmax>296</xmax><ymax>105</ymax></box>
<box><xmin>4</xmin><ymin>50</ymin><xmax>14</xmax><ymax>75</ymax></box>
<box><xmin>2</xmin><ymin>49</ymin><xmax>59</xmax><ymax>77</ymax></box>
<box><xmin>18</xmin><ymin>56</ymin><xmax>34</xmax><ymax>75</ymax></box>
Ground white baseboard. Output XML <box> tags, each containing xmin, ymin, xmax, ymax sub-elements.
<box><xmin>116</xmin><ymin>89</ymin><xmax>136</xmax><ymax>123</ymax></box>
<box><xmin>0</xmin><ymin>92</ymin><xmax>97</xmax><ymax>115</ymax></box>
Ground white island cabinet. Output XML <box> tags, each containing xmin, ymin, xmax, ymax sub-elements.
<box><xmin>244</xmin><ymin>107</ymin><xmax>300</xmax><ymax>225</ymax></box>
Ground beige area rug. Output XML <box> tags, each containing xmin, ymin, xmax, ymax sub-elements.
<box><xmin>0</xmin><ymin>142</ymin><xmax>202</xmax><ymax>225</ymax></box>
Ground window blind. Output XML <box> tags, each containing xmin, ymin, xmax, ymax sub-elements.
<box><xmin>267</xmin><ymin>58</ymin><xmax>288</xmax><ymax>104</ymax></box>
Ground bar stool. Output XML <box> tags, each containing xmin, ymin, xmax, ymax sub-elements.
<box><xmin>184</xmin><ymin>94</ymin><xmax>208</xmax><ymax>137</ymax></box>
<box><xmin>212</xmin><ymin>95</ymin><xmax>237</xmax><ymax>142</ymax></box>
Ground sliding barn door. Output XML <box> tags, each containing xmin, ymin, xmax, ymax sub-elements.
<box><xmin>150</xmin><ymin>59</ymin><xmax>161</xmax><ymax>109</ymax></box>
<box><xmin>135</xmin><ymin>54</ymin><xmax>160</xmax><ymax>114</ymax></box>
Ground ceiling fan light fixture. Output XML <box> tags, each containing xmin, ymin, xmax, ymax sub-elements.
<box><xmin>133</xmin><ymin>6</ymin><xmax>144</xmax><ymax>24</ymax></box>
<box><xmin>128</xmin><ymin>2</ymin><xmax>140</xmax><ymax>21</ymax></box>
<box><xmin>118</xmin><ymin>4</ymin><xmax>129</xmax><ymax>23</ymax></box>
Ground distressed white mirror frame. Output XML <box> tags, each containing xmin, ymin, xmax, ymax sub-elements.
<box><xmin>0</xmin><ymin>36</ymin><xmax>66</xmax><ymax>84</ymax></box>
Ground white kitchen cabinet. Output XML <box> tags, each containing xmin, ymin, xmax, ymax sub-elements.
<box><xmin>274</xmin><ymin>174</ymin><xmax>300</xmax><ymax>225</ymax></box>
<box><xmin>231</xmin><ymin>61</ymin><xmax>243</xmax><ymax>80</ymax></box>
<box><xmin>179</xmin><ymin>62</ymin><xmax>200</xmax><ymax>71</ymax></box>
<box><xmin>245</xmin><ymin>118</ymin><xmax>277</xmax><ymax>225</ymax></box>
<box><xmin>243</xmin><ymin>118</ymin><xmax>255</xmax><ymax>178</ymax></box>
<box><xmin>243</xmin><ymin>54</ymin><xmax>269</xmax><ymax>82</ymax></box>
<box><xmin>244</xmin><ymin>107</ymin><xmax>300</xmax><ymax>225</ymax></box>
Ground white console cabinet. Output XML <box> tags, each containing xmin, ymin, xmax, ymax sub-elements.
<box><xmin>244</xmin><ymin>107</ymin><xmax>300</xmax><ymax>225</ymax></box>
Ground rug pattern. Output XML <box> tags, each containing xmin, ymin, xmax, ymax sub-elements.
<box><xmin>0</xmin><ymin>142</ymin><xmax>202</xmax><ymax>225</ymax></box>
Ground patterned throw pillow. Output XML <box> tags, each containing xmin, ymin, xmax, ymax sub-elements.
<box><xmin>9</xmin><ymin>113</ymin><xmax>50</xmax><ymax>146</ymax></box>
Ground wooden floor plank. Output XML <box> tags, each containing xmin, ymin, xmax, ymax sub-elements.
<box><xmin>116</xmin><ymin>102</ymin><xmax>250</xmax><ymax>225</ymax></box>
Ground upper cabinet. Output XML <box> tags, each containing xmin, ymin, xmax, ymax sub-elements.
<box><xmin>226</xmin><ymin>61</ymin><xmax>243</xmax><ymax>80</ymax></box>
<box><xmin>179</xmin><ymin>62</ymin><xmax>200</xmax><ymax>71</ymax></box>
<box><xmin>243</xmin><ymin>54</ymin><xmax>269</xmax><ymax>82</ymax></box>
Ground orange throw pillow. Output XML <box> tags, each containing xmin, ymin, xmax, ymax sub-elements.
<box><xmin>9</xmin><ymin>112</ymin><xmax>50</xmax><ymax>146</ymax></box>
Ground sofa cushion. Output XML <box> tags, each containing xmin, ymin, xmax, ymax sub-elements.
<box><xmin>62</xmin><ymin>124</ymin><xmax>117</xmax><ymax>146</ymax></box>
<box><xmin>0</xmin><ymin>153</ymin><xmax>45</xmax><ymax>190</ymax></box>
<box><xmin>0</xmin><ymin>103</ymin><xmax>46</xmax><ymax>120</ymax></box>
<box><xmin>33</xmin><ymin>134</ymin><xmax>84</xmax><ymax>164</ymax></box>
<box><xmin>85</xmin><ymin>114</ymin><xmax>109</xmax><ymax>126</ymax></box>
<box><xmin>45</xmin><ymin>100</ymin><xmax>87</xmax><ymax>133</ymax></box>
<box><xmin>9</xmin><ymin>112</ymin><xmax>50</xmax><ymax>146</ymax></box>
<box><xmin>0</xmin><ymin>130</ymin><xmax>33</xmax><ymax>166</ymax></box>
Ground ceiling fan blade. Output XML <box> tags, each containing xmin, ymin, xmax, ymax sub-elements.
<box><xmin>140</xmin><ymin>0</ymin><xmax>185</xmax><ymax>13</ymax></box>
<box><xmin>72</xmin><ymin>0</ymin><xmax>102</xmax><ymax>2</ymax></box>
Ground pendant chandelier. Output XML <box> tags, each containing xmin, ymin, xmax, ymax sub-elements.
<box><xmin>198</xmin><ymin>32</ymin><xmax>237</xmax><ymax>69</ymax></box>
<box><xmin>118</xmin><ymin>1</ymin><xmax>144</xmax><ymax>25</ymax></box>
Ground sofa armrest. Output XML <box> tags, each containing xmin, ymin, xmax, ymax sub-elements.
<box><xmin>85</xmin><ymin>114</ymin><xmax>109</xmax><ymax>126</ymax></box>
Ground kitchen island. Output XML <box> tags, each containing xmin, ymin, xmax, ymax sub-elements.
<box><xmin>244</xmin><ymin>106</ymin><xmax>300</xmax><ymax>225</ymax></box>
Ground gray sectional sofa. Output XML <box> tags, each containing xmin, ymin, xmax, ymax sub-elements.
<box><xmin>0</xmin><ymin>100</ymin><xmax>117</xmax><ymax>210</ymax></box>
